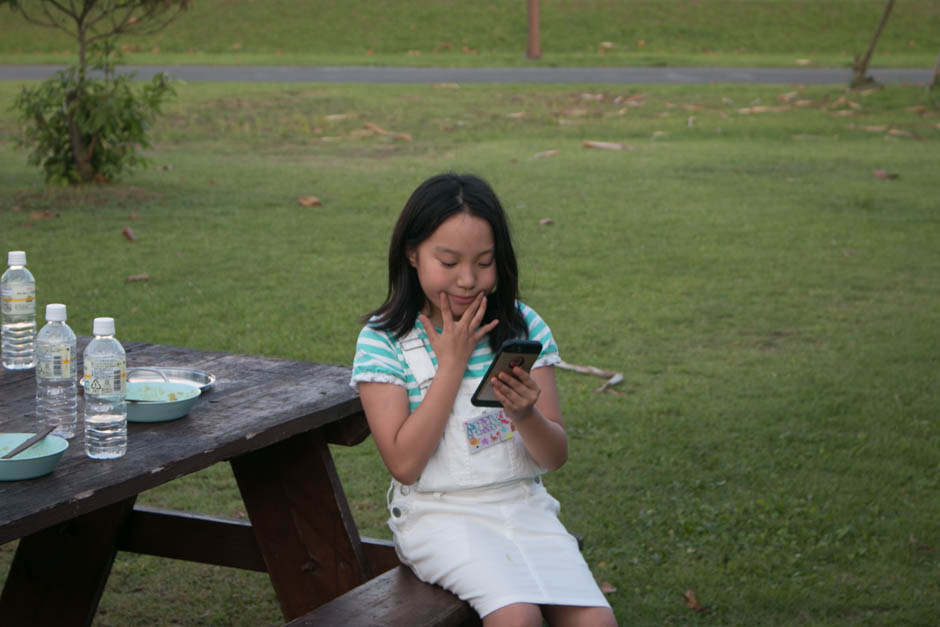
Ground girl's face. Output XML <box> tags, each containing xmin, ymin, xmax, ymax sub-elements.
<box><xmin>407</xmin><ymin>212</ymin><xmax>497</xmax><ymax>328</ymax></box>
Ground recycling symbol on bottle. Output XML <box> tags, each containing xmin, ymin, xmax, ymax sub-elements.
<box><xmin>90</xmin><ymin>379</ymin><xmax>103</xmax><ymax>393</ymax></box>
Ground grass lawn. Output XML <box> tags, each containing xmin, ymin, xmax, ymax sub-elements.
<box><xmin>1</xmin><ymin>76</ymin><xmax>938</xmax><ymax>624</ymax></box>
<box><xmin>0</xmin><ymin>0</ymin><xmax>938</xmax><ymax>68</ymax></box>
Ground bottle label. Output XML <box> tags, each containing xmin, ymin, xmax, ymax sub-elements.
<box><xmin>83</xmin><ymin>357</ymin><xmax>126</xmax><ymax>396</ymax></box>
<box><xmin>37</xmin><ymin>344</ymin><xmax>74</xmax><ymax>380</ymax></box>
<box><xmin>1</xmin><ymin>283</ymin><xmax>36</xmax><ymax>315</ymax></box>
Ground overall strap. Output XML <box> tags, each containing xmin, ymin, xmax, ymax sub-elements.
<box><xmin>395</xmin><ymin>328</ymin><xmax>439</xmax><ymax>493</ymax></box>
<box><xmin>399</xmin><ymin>327</ymin><xmax>436</xmax><ymax>401</ymax></box>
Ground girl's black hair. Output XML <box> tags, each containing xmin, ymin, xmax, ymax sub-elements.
<box><xmin>365</xmin><ymin>172</ymin><xmax>527</xmax><ymax>351</ymax></box>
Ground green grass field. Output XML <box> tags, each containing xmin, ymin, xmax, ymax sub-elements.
<box><xmin>1</xmin><ymin>1</ymin><xmax>939</xmax><ymax>624</ymax></box>
<box><xmin>0</xmin><ymin>0</ymin><xmax>938</xmax><ymax>68</ymax></box>
<box><xmin>1</xmin><ymin>76</ymin><xmax>938</xmax><ymax>624</ymax></box>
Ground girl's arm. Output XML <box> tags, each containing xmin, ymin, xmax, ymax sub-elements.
<box><xmin>359</xmin><ymin>361</ymin><xmax>462</xmax><ymax>484</ymax></box>
<box><xmin>491</xmin><ymin>364</ymin><xmax>568</xmax><ymax>471</ymax></box>
<box><xmin>361</xmin><ymin>293</ymin><xmax>497</xmax><ymax>485</ymax></box>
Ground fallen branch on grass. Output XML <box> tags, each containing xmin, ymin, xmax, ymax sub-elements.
<box><xmin>556</xmin><ymin>361</ymin><xmax>624</xmax><ymax>393</ymax></box>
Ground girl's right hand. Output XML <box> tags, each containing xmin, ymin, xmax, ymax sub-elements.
<box><xmin>363</xmin><ymin>293</ymin><xmax>498</xmax><ymax>485</ymax></box>
<box><xmin>419</xmin><ymin>292</ymin><xmax>498</xmax><ymax>372</ymax></box>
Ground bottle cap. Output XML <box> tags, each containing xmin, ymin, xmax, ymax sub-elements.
<box><xmin>46</xmin><ymin>304</ymin><xmax>67</xmax><ymax>321</ymax></box>
<box><xmin>93</xmin><ymin>317</ymin><xmax>115</xmax><ymax>336</ymax></box>
<box><xmin>8</xmin><ymin>251</ymin><xmax>26</xmax><ymax>266</ymax></box>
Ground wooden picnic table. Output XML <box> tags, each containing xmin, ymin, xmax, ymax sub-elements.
<box><xmin>0</xmin><ymin>338</ymin><xmax>397</xmax><ymax>625</ymax></box>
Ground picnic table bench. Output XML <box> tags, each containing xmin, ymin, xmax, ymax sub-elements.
<box><xmin>0</xmin><ymin>338</ymin><xmax>478</xmax><ymax>626</ymax></box>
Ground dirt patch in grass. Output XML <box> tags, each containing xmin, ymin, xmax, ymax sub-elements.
<box><xmin>3</xmin><ymin>185</ymin><xmax>161</xmax><ymax>213</ymax></box>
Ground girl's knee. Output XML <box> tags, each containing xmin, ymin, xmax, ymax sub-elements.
<box><xmin>542</xmin><ymin>604</ymin><xmax>617</xmax><ymax>627</ymax></box>
<box><xmin>482</xmin><ymin>602</ymin><xmax>543</xmax><ymax>627</ymax></box>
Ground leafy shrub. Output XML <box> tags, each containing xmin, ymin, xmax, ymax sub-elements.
<box><xmin>13</xmin><ymin>44</ymin><xmax>174</xmax><ymax>185</ymax></box>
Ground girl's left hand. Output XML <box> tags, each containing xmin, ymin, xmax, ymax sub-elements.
<box><xmin>492</xmin><ymin>367</ymin><xmax>541</xmax><ymax>423</ymax></box>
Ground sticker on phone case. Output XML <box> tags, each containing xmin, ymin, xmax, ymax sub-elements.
<box><xmin>464</xmin><ymin>409</ymin><xmax>516</xmax><ymax>454</ymax></box>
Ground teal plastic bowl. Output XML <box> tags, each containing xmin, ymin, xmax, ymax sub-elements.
<box><xmin>126</xmin><ymin>381</ymin><xmax>201</xmax><ymax>423</ymax></box>
<box><xmin>0</xmin><ymin>433</ymin><xmax>69</xmax><ymax>481</ymax></box>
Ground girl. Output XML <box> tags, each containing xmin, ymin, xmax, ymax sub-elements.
<box><xmin>351</xmin><ymin>173</ymin><xmax>616</xmax><ymax>627</ymax></box>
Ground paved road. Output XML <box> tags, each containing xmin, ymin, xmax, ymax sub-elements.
<box><xmin>0</xmin><ymin>65</ymin><xmax>932</xmax><ymax>85</ymax></box>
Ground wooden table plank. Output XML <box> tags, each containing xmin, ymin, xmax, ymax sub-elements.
<box><xmin>232</xmin><ymin>429</ymin><xmax>371</xmax><ymax>620</ymax></box>
<box><xmin>287</xmin><ymin>566</ymin><xmax>481</xmax><ymax>627</ymax></box>
<box><xmin>120</xmin><ymin>504</ymin><xmax>401</xmax><ymax>577</ymax></box>
<box><xmin>119</xmin><ymin>505</ymin><xmax>268</xmax><ymax>572</ymax></box>
<box><xmin>1</xmin><ymin>340</ymin><xmax>374</xmax><ymax>625</ymax></box>
<box><xmin>0</xmin><ymin>339</ymin><xmax>364</xmax><ymax>545</ymax></box>
<box><xmin>0</xmin><ymin>497</ymin><xmax>137</xmax><ymax>626</ymax></box>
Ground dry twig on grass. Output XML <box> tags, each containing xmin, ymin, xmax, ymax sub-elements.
<box><xmin>557</xmin><ymin>361</ymin><xmax>624</xmax><ymax>393</ymax></box>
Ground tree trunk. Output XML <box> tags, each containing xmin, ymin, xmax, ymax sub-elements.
<box><xmin>851</xmin><ymin>0</ymin><xmax>895</xmax><ymax>87</ymax></box>
<box><xmin>71</xmin><ymin>21</ymin><xmax>92</xmax><ymax>182</ymax></box>
<box><xmin>526</xmin><ymin>0</ymin><xmax>541</xmax><ymax>60</ymax></box>
<box><xmin>65</xmin><ymin>100</ymin><xmax>95</xmax><ymax>183</ymax></box>
<box><xmin>932</xmin><ymin>48</ymin><xmax>940</xmax><ymax>90</ymax></box>
<box><xmin>77</xmin><ymin>20</ymin><xmax>88</xmax><ymax>84</ymax></box>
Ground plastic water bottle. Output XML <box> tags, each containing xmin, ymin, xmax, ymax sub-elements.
<box><xmin>1</xmin><ymin>251</ymin><xmax>36</xmax><ymax>370</ymax></box>
<box><xmin>36</xmin><ymin>304</ymin><xmax>79</xmax><ymax>439</ymax></box>
<box><xmin>83</xmin><ymin>317</ymin><xmax>127</xmax><ymax>459</ymax></box>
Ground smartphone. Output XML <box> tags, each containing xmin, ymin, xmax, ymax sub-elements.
<box><xmin>470</xmin><ymin>339</ymin><xmax>543</xmax><ymax>407</ymax></box>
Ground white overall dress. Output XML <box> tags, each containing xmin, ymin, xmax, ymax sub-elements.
<box><xmin>386</xmin><ymin>329</ymin><xmax>611</xmax><ymax>618</ymax></box>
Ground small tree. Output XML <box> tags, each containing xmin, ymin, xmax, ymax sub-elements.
<box><xmin>2</xmin><ymin>0</ymin><xmax>190</xmax><ymax>184</ymax></box>
<box><xmin>932</xmin><ymin>48</ymin><xmax>940</xmax><ymax>90</ymax></box>
<box><xmin>928</xmin><ymin>48</ymin><xmax>940</xmax><ymax>109</ymax></box>
<box><xmin>851</xmin><ymin>0</ymin><xmax>895</xmax><ymax>88</ymax></box>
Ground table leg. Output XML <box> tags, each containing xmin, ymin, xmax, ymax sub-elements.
<box><xmin>0</xmin><ymin>496</ymin><xmax>137</xmax><ymax>627</ymax></box>
<box><xmin>231</xmin><ymin>429</ymin><xmax>370</xmax><ymax>621</ymax></box>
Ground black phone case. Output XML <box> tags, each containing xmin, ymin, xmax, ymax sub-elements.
<box><xmin>470</xmin><ymin>339</ymin><xmax>543</xmax><ymax>407</ymax></box>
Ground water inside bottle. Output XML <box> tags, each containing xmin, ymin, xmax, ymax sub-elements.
<box><xmin>84</xmin><ymin>396</ymin><xmax>128</xmax><ymax>459</ymax></box>
<box><xmin>2</xmin><ymin>320</ymin><xmax>36</xmax><ymax>369</ymax></box>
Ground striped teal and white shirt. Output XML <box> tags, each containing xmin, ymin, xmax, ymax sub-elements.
<box><xmin>351</xmin><ymin>302</ymin><xmax>561</xmax><ymax>412</ymax></box>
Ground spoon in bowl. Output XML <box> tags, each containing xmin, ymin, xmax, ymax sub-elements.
<box><xmin>2</xmin><ymin>425</ymin><xmax>56</xmax><ymax>460</ymax></box>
